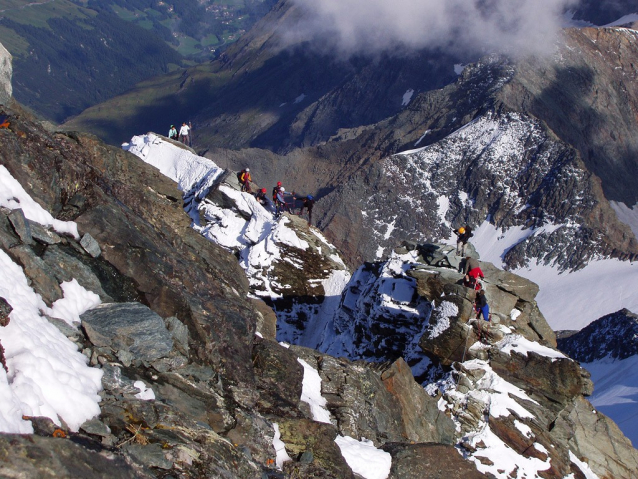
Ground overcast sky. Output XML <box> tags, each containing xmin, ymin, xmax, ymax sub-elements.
<box><xmin>288</xmin><ymin>0</ymin><xmax>579</xmax><ymax>58</ymax></box>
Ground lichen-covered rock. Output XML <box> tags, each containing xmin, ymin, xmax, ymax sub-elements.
<box><xmin>277</xmin><ymin>418</ymin><xmax>354</xmax><ymax>479</ymax></box>
<box><xmin>252</xmin><ymin>337</ymin><xmax>304</xmax><ymax>417</ymax></box>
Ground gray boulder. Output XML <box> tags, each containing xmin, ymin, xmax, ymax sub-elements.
<box><xmin>0</xmin><ymin>41</ymin><xmax>11</xmax><ymax>105</ymax></box>
<box><xmin>81</xmin><ymin>302</ymin><xmax>173</xmax><ymax>362</ymax></box>
<box><xmin>8</xmin><ymin>209</ymin><xmax>32</xmax><ymax>244</ymax></box>
<box><xmin>29</xmin><ymin>221</ymin><xmax>63</xmax><ymax>245</ymax></box>
<box><xmin>80</xmin><ymin>232</ymin><xmax>101</xmax><ymax>258</ymax></box>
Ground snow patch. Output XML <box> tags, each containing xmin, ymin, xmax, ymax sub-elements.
<box><xmin>298</xmin><ymin>358</ymin><xmax>332</xmax><ymax>424</ymax></box>
<box><xmin>134</xmin><ymin>381</ymin><xmax>156</xmax><ymax>401</ymax></box>
<box><xmin>497</xmin><ymin>335</ymin><xmax>566</xmax><ymax>361</ymax></box>
<box><xmin>401</xmin><ymin>88</ymin><xmax>414</xmax><ymax>106</ymax></box>
<box><xmin>49</xmin><ymin>280</ymin><xmax>101</xmax><ymax>325</ymax></box>
<box><xmin>334</xmin><ymin>435</ymin><xmax>392</xmax><ymax>479</ymax></box>
<box><xmin>0</xmin><ymin>250</ymin><xmax>102</xmax><ymax>433</ymax></box>
<box><xmin>428</xmin><ymin>301</ymin><xmax>458</xmax><ymax>339</ymax></box>
<box><xmin>0</xmin><ymin>165</ymin><xmax>79</xmax><ymax>239</ymax></box>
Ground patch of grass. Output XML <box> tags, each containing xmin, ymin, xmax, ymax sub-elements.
<box><xmin>137</xmin><ymin>19</ymin><xmax>152</xmax><ymax>30</ymax></box>
<box><xmin>0</xmin><ymin>0</ymin><xmax>90</xmax><ymax>29</ymax></box>
<box><xmin>145</xmin><ymin>8</ymin><xmax>162</xmax><ymax>19</ymax></box>
<box><xmin>201</xmin><ymin>33</ymin><xmax>219</xmax><ymax>47</ymax></box>
<box><xmin>109</xmin><ymin>4</ymin><xmax>140</xmax><ymax>22</ymax></box>
<box><xmin>0</xmin><ymin>24</ymin><xmax>29</xmax><ymax>56</ymax></box>
<box><xmin>175</xmin><ymin>36</ymin><xmax>202</xmax><ymax>57</ymax></box>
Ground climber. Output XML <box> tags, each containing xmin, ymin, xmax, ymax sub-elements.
<box><xmin>239</xmin><ymin>168</ymin><xmax>252</xmax><ymax>193</ymax></box>
<box><xmin>275</xmin><ymin>187</ymin><xmax>287</xmax><ymax>216</ymax></box>
<box><xmin>463</xmin><ymin>256</ymin><xmax>484</xmax><ymax>290</ymax></box>
<box><xmin>255</xmin><ymin>187</ymin><xmax>269</xmax><ymax>207</ymax></box>
<box><xmin>475</xmin><ymin>289</ymin><xmax>490</xmax><ymax>321</ymax></box>
<box><xmin>168</xmin><ymin>125</ymin><xmax>178</xmax><ymax>140</ymax></box>
<box><xmin>453</xmin><ymin>225</ymin><xmax>473</xmax><ymax>256</ymax></box>
<box><xmin>179</xmin><ymin>122</ymin><xmax>190</xmax><ymax>144</ymax></box>
<box><xmin>297</xmin><ymin>194</ymin><xmax>315</xmax><ymax>226</ymax></box>
<box><xmin>272</xmin><ymin>181</ymin><xmax>282</xmax><ymax>202</ymax></box>
<box><xmin>0</xmin><ymin>115</ymin><xmax>10</xmax><ymax>129</ymax></box>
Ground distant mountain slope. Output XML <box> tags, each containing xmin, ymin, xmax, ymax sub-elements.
<box><xmin>63</xmin><ymin>0</ymin><xmax>464</xmax><ymax>147</ymax></box>
<box><xmin>558</xmin><ymin>309</ymin><xmax>638</xmax><ymax>362</ymax></box>
<box><xmin>569</xmin><ymin>0</ymin><xmax>638</xmax><ymax>25</ymax></box>
<box><xmin>0</xmin><ymin>0</ymin><xmax>184</xmax><ymax>122</ymax></box>
<box><xmin>557</xmin><ymin>309</ymin><xmax>638</xmax><ymax>447</ymax></box>
<box><xmin>80</xmin><ymin>0</ymin><xmax>279</xmax><ymax>60</ymax></box>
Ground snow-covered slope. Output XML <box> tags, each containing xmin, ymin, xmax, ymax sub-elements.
<box><xmin>0</xmin><ymin>167</ymin><xmax>103</xmax><ymax>433</ymax></box>
<box><xmin>125</xmin><ymin>133</ymin><xmax>351</xmax><ymax>335</ymax></box>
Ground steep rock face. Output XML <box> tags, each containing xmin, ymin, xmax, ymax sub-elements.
<box><xmin>500</xmin><ymin>27</ymin><xmax>638</xmax><ymax>206</ymax></box>
<box><xmin>1</xmin><ymin>114</ymin><xmax>257</xmax><ymax>394</ymax></box>
<box><xmin>0</xmin><ymin>41</ymin><xmax>10</xmax><ymax>106</ymax></box>
<box><xmin>557</xmin><ymin>308</ymin><xmax>638</xmax><ymax>362</ymax></box>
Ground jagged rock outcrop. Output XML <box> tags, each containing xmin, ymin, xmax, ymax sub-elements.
<box><xmin>0</xmin><ymin>41</ymin><xmax>11</xmax><ymax>105</ymax></box>
<box><xmin>293</xmin><ymin>347</ymin><xmax>455</xmax><ymax>446</ymax></box>
<box><xmin>302</xmin><ymin>241</ymin><xmax>638</xmax><ymax>477</ymax></box>
<box><xmin>1</xmin><ymin>109</ymin><xmax>481</xmax><ymax>477</ymax></box>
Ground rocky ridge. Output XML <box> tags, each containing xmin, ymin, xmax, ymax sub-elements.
<box><xmin>3</xmin><ymin>45</ymin><xmax>638</xmax><ymax>479</ymax></box>
<box><xmin>128</xmin><ymin>133</ymin><xmax>638</xmax><ymax>478</ymax></box>
<box><xmin>0</xmin><ymin>110</ymin><xmax>470</xmax><ymax>477</ymax></box>
<box><xmin>304</xmin><ymin>242</ymin><xmax>638</xmax><ymax>478</ymax></box>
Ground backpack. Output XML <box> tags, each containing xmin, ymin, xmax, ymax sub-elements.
<box><xmin>464</xmin><ymin>274</ymin><xmax>481</xmax><ymax>291</ymax></box>
<box><xmin>237</xmin><ymin>170</ymin><xmax>244</xmax><ymax>185</ymax></box>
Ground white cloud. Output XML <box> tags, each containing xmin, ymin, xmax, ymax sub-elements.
<box><xmin>288</xmin><ymin>0</ymin><xmax>578</xmax><ymax>58</ymax></box>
